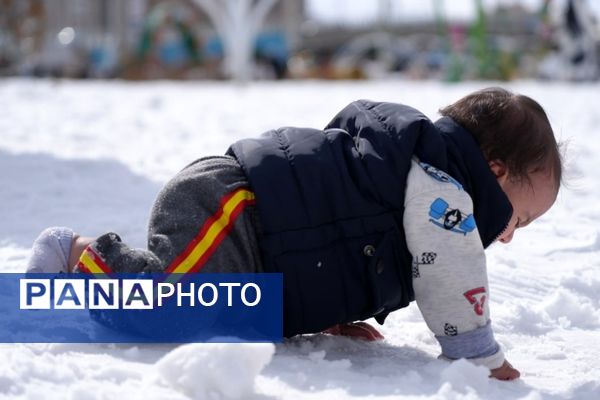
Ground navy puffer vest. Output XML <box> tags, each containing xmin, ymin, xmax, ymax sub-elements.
<box><xmin>227</xmin><ymin>100</ymin><xmax>512</xmax><ymax>337</ymax></box>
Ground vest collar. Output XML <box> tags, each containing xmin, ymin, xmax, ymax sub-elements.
<box><xmin>433</xmin><ymin>117</ymin><xmax>513</xmax><ymax>248</ymax></box>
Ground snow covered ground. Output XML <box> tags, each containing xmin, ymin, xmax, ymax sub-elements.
<box><xmin>0</xmin><ymin>78</ymin><xmax>598</xmax><ymax>399</ymax></box>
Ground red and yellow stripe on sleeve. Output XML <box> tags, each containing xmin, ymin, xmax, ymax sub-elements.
<box><xmin>76</xmin><ymin>187</ymin><xmax>255</xmax><ymax>278</ymax></box>
<box><xmin>166</xmin><ymin>187</ymin><xmax>256</xmax><ymax>274</ymax></box>
<box><xmin>77</xmin><ymin>246</ymin><xmax>113</xmax><ymax>275</ymax></box>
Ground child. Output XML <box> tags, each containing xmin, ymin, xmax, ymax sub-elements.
<box><xmin>27</xmin><ymin>87</ymin><xmax>562</xmax><ymax>381</ymax></box>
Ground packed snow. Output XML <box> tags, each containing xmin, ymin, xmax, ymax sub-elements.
<box><xmin>0</xmin><ymin>78</ymin><xmax>598</xmax><ymax>399</ymax></box>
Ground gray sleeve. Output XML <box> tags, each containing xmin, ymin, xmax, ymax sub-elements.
<box><xmin>403</xmin><ymin>167</ymin><xmax>504</xmax><ymax>370</ymax></box>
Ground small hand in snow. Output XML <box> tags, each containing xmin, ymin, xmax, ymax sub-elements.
<box><xmin>324</xmin><ymin>322</ymin><xmax>384</xmax><ymax>341</ymax></box>
<box><xmin>490</xmin><ymin>360</ymin><xmax>520</xmax><ymax>381</ymax></box>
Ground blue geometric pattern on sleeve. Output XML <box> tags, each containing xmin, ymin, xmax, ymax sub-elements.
<box><xmin>419</xmin><ymin>162</ymin><xmax>463</xmax><ymax>190</ymax></box>
<box><xmin>429</xmin><ymin>198</ymin><xmax>476</xmax><ymax>235</ymax></box>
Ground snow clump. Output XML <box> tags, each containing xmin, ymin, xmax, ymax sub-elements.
<box><xmin>155</xmin><ymin>343</ymin><xmax>275</xmax><ymax>399</ymax></box>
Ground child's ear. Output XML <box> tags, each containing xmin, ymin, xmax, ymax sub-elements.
<box><xmin>489</xmin><ymin>160</ymin><xmax>509</xmax><ymax>186</ymax></box>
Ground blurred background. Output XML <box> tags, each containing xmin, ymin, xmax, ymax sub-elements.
<box><xmin>0</xmin><ymin>0</ymin><xmax>599</xmax><ymax>82</ymax></box>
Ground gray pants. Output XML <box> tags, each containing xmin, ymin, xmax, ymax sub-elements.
<box><xmin>79</xmin><ymin>156</ymin><xmax>263</xmax><ymax>274</ymax></box>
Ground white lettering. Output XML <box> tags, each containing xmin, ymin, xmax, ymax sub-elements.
<box><xmin>19</xmin><ymin>279</ymin><xmax>262</xmax><ymax>309</ymax></box>
<box><xmin>177</xmin><ymin>282</ymin><xmax>195</xmax><ymax>307</ymax></box>
<box><xmin>241</xmin><ymin>283</ymin><xmax>261</xmax><ymax>307</ymax></box>
<box><xmin>198</xmin><ymin>283</ymin><xmax>218</xmax><ymax>306</ymax></box>
<box><xmin>157</xmin><ymin>283</ymin><xmax>175</xmax><ymax>307</ymax></box>
<box><xmin>219</xmin><ymin>282</ymin><xmax>241</xmax><ymax>306</ymax></box>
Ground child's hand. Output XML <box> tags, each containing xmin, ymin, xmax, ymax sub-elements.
<box><xmin>490</xmin><ymin>360</ymin><xmax>520</xmax><ymax>381</ymax></box>
<box><xmin>323</xmin><ymin>321</ymin><xmax>385</xmax><ymax>341</ymax></box>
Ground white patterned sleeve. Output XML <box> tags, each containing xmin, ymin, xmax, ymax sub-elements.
<box><xmin>403</xmin><ymin>160</ymin><xmax>504</xmax><ymax>370</ymax></box>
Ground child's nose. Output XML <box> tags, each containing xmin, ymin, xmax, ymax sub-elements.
<box><xmin>499</xmin><ymin>230</ymin><xmax>514</xmax><ymax>244</ymax></box>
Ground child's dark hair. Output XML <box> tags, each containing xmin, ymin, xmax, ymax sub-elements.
<box><xmin>440</xmin><ymin>87</ymin><xmax>562</xmax><ymax>189</ymax></box>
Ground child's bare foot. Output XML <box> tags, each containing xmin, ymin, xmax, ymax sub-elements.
<box><xmin>68</xmin><ymin>235</ymin><xmax>95</xmax><ymax>272</ymax></box>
